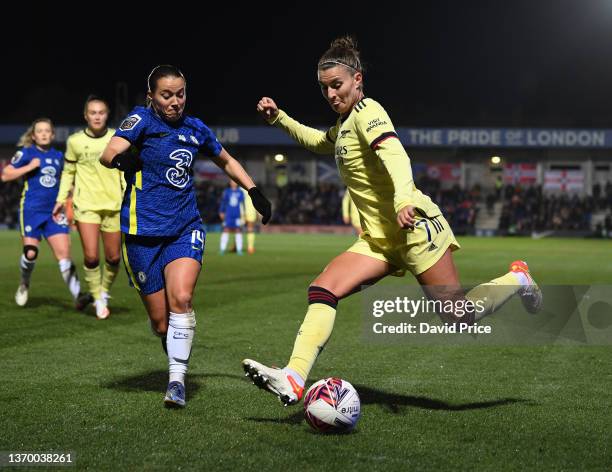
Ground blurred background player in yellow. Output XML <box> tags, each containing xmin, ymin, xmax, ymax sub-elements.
<box><xmin>241</xmin><ymin>186</ymin><xmax>258</xmax><ymax>254</ymax></box>
<box><xmin>219</xmin><ymin>180</ymin><xmax>245</xmax><ymax>255</ymax></box>
<box><xmin>1</xmin><ymin>118</ymin><xmax>85</xmax><ymax>308</ymax></box>
<box><xmin>243</xmin><ymin>36</ymin><xmax>543</xmax><ymax>406</ymax></box>
<box><xmin>53</xmin><ymin>96</ymin><xmax>124</xmax><ymax>319</ymax></box>
<box><xmin>341</xmin><ymin>188</ymin><xmax>361</xmax><ymax>234</ymax></box>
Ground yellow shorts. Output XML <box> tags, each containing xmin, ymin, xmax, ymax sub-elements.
<box><xmin>74</xmin><ymin>207</ymin><xmax>120</xmax><ymax>233</ymax></box>
<box><xmin>346</xmin><ymin>213</ymin><xmax>460</xmax><ymax>276</ymax></box>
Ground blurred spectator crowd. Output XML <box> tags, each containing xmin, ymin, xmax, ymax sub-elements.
<box><xmin>2</xmin><ymin>177</ymin><xmax>612</xmax><ymax>237</ymax></box>
<box><xmin>498</xmin><ymin>182</ymin><xmax>612</xmax><ymax>236</ymax></box>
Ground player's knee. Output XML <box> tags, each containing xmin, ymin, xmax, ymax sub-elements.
<box><xmin>150</xmin><ymin>319</ymin><xmax>167</xmax><ymax>337</ymax></box>
<box><xmin>105</xmin><ymin>256</ymin><xmax>120</xmax><ymax>267</ymax></box>
<box><xmin>84</xmin><ymin>257</ymin><xmax>100</xmax><ymax>269</ymax></box>
<box><xmin>169</xmin><ymin>290</ymin><xmax>193</xmax><ymax>312</ymax></box>
<box><xmin>309</xmin><ymin>277</ymin><xmax>341</xmax><ymax>297</ymax></box>
<box><xmin>308</xmin><ymin>285</ymin><xmax>340</xmax><ymax>309</ymax></box>
<box><xmin>23</xmin><ymin>245</ymin><xmax>39</xmax><ymax>261</ymax></box>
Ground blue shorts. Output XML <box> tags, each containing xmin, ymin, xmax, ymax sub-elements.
<box><xmin>122</xmin><ymin>222</ymin><xmax>205</xmax><ymax>295</ymax></box>
<box><xmin>20</xmin><ymin>208</ymin><xmax>69</xmax><ymax>240</ymax></box>
<box><xmin>223</xmin><ymin>214</ymin><xmax>243</xmax><ymax>229</ymax></box>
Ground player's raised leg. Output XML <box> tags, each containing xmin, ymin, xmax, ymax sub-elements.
<box><xmin>416</xmin><ymin>249</ymin><xmax>542</xmax><ymax>323</ymax></box>
<box><xmin>243</xmin><ymin>251</ymin><xmax>391</xmax><ymax>405</ymax></box>
<box><xmin>163</xmin><ymin>257</ymin><xmax>201</xmax><ymax>408</ymax></box>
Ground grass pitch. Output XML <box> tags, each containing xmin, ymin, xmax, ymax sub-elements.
<box><xmin>1</xmin><ymin>232</ymin><xmax>611</xmax><ymax>470</ymax></box>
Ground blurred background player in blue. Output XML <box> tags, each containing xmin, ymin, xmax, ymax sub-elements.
<box><xmin>100</xmin><ymin>65</ymin><xmax>271</xmax><ymax>408</ymax></box>
<box><xmin>1</xmin><ymin>118</ymin><xmax>84</xmax><ymax>308</ymax></box>
<box><xmin>219</xmin><ymin>179</ymin><xmax>245</xmax><ymax>255</ymax></box>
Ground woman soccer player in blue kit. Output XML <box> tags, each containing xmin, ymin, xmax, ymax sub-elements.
<box><xmin>219</xmin><ymin>179</ymin><xmax>245</xmax><ymax>255</ymax></box>
<box><xmin>100</xmin><ymin>65</ymin><xmax>271</xmax><ymax>408</ymax></box>
<box><xmin>1</xmin><ymin>118</ymin><xmax>84</xmax><ymax>308</ymax></box>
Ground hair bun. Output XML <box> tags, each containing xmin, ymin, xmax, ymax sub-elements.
<box><xmin>330</xmin><ymin>36</ymin><xmax>358</xmax><ymax>51</ymax></box>
<box><xmin>318</xmin><ymin>36</ymin><xmax>363</xmax><ymax>74</ymax></box>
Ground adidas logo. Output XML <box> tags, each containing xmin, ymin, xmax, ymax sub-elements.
<box><xmin>428</xmin><ymin>242</ymin><xmax>438</xmax><ymax>252</ymax></box>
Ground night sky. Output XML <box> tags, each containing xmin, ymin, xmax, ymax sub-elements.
<box><xmin>4</xmin><ymin>1</ymin><xmax>612</xmax><ymax>127</ymax></box>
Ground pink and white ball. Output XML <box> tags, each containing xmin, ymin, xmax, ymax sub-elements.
<box><xmin>303</xmin><ymin>378</ymin><xmax>361</xmax><ymax>433</ymax></box>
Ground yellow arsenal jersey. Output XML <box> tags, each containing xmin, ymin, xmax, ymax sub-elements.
<box><xmin>56</xmin><ymin>128</ymin><xmax>124</xmax><ymax>211</ymax></box>
<box><xmin>271</xmin><ymin>98</ymin><xmax>441</xmax><ymax>238</ymax></box>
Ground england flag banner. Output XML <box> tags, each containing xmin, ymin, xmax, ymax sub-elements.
<box><xmin>503</xmin><ymin>163</ymin><xmax>537</xmax><ymax>185</ymax></box>
<box><xmin>543</xmin><ymin>170</ymin><xmax>584</xmax><ymax>192</ymax></box>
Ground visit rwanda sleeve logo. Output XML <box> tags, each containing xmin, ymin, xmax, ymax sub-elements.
<box><xmin>119</xmin><ymin>114</ymin><xmax>142</xmax><ymax>131</ymax></box>
<box><xmin>166</xmin><ymin>149</ymin><xmax>193</xmax><ymax>188</ymax></box>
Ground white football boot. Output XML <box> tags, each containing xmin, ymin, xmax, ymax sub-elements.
<box><xmin>510</xmin><ymin>260</ymin><xmax>543</xmax><ymax>314</ymax></box>
<box><xmin>15</xmin><ymin>284</ymin><xmax>28</xmax><ymax>307</ymax></box>
<box><xmin>95</xmin><ymin>296</ymin><xmax>110</xmax><ymax>320</ymax></box>
<box><xmin>242</xmin><ymin>359</ymin><xmax>303</xmax><ymax>406</ymax></box>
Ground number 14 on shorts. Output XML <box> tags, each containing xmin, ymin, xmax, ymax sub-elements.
<box><xmin>191</xmin><ymin>230</ymin><xmax>204</xmax><ymax>251</ymax></box>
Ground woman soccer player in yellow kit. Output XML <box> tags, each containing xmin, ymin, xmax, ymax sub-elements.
<box><xmin>53</xmin><ymin>96</ymin><xmax>124</xmax><ymax>319</ymax></box>
<box><xmin>243</xmin><ymin>37</ymin><xmax>543</xmax><ymax>406</ymax></box>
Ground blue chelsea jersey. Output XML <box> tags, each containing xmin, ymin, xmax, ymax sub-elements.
<box><xmin>11</xmin><ymin>145</ymin><xmax>64</xmax><ymax>213</ymax></box>
<box><xmin>114</xmin><ymin>106</ymin><xmax>223</xmax><ymax>236</ymax></box>
<box><xmin>220</xmin><ymin>188</ymin><xmax>244</xmax><ymax>219</ymax></box>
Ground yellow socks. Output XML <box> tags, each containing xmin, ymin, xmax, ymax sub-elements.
<box><xmin>83</xmin><ymin>265</ymin><xmax>102</xmax><ymax>301</ymax></box>
<box><xmin>286</xmin><ymin>286</ymin><xmax>338</xmax><ymax>381</ymax></box>
<box><xmin>466</xmin><ymin>272</ymin><xmax>521</xmax><ymax>321</ymax></box>
<box><xmin>101</xmin><ymin>261</ymin><xmax>120</xmax><ymax>295</ymax></box>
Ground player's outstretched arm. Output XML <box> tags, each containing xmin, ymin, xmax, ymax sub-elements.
<box><xmin>0</xmin><ymin>158</ymin><xmax>40</xmax><ymax>182</ymax></box>
<box><xmin>257</xmin><ymin>97</ymin><xmax>335</xmax><ymax>155</ymax></box>
<box><xmin>100</xmin><ymin>136</ymin><xmax>141</xmax><ymax>173</ymax></box>
<box><xmin>211</xmin><ymin>148</ymin><xmax>272</xmax><ymax>224</ymax></box>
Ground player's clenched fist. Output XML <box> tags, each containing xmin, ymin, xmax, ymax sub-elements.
<box><xmin>396</xmin><ymin>205</ymin><xmax>415</xmax><ymax>229</ymax></box>
<box><xmin>257</xmin><ymin>97</ymin><xmax>279</xmax><ymax>122</ymax></box>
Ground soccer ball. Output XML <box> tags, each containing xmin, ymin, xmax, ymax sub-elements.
<box><xmin>303</xmin><ymin>377</ymin><xmax>361</xmax><ymax>433</ymax></box>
